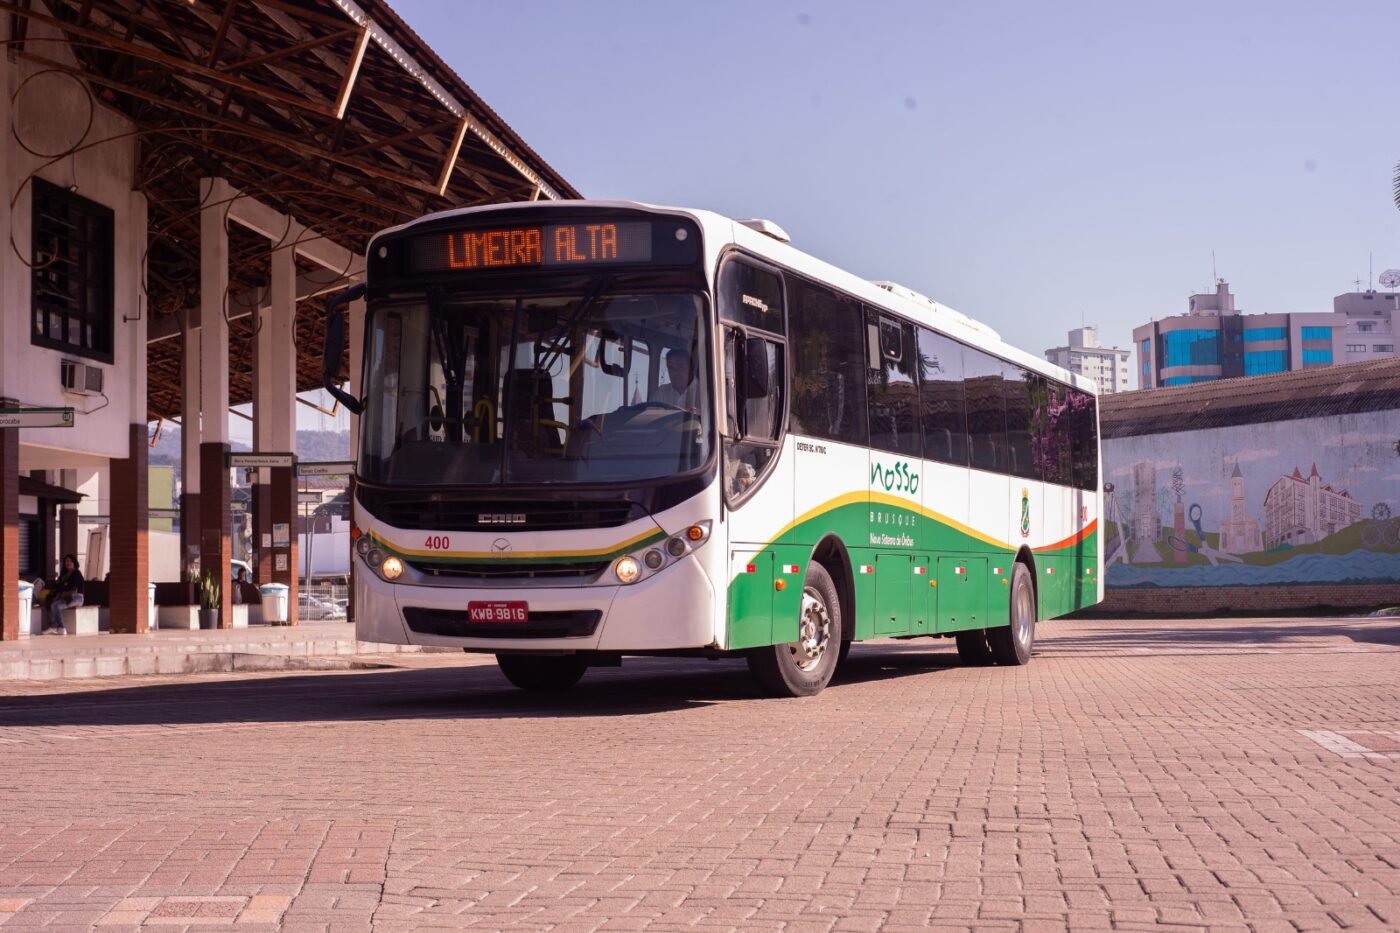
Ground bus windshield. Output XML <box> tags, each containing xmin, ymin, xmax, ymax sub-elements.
<box><xmin>359</xmin><ymin>287</ymin><xmax>712</xmax><ymax>486</ymax></box>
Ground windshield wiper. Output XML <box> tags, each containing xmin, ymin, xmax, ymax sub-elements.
<box><xmin>535</xmin><ymin>276</ymin><xmax>612</xmax><ymax>374</ymax></box>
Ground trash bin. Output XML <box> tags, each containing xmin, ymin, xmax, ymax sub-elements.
<box><xmin>148</xmin><ymin>582</ymin><xmax>158</xmax><ymax>631</ymax></box>
<box><xmin>259</xmin><ymin>583</ymin><xmax>290</xmax><ymax>625</ymax></box>
<box><xmin>17</xmin><ymin>581</ymin><xmax>33</xmax><ymax>637</ymax></box>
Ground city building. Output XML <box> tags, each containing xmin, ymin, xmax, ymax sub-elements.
<box><xmin>1334</xmin><ymin>289</ymin><xmax>1399</xmax><ymax>365</ymax></box>
<box><xmin>1263</xmin><ymin>464</ymin><xmax>1362</xmax><ymax>550</ymax></box>
<box><xmin>1133</xmin><ymin>280</ymin><xmax>1346</xmax><ymax>388</ymax></box>
<box><xmin>1044</xmin><ymin>326</ymin><xmax>1133</xmax><ymax>394</ymax></box>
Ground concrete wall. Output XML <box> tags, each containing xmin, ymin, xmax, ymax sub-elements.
<box><xmin>1101</xmin><ymin>408</ymin><xmax>1400</xmax><ymax>611</ymax></box>
<box><xmin>0</xmin><ymin>22</ymin><xmax>144</xmax><ymax>463</ymax></box>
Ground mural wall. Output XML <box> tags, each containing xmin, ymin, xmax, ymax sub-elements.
<box><xmin>1102</xmin><ymin>409</ymin><xmax>1400</xmax><ymax>588</ymax></box>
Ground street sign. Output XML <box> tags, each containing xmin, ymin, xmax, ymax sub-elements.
<box><xmin>149</xmin><ymin>508</ymin><xmax>181</xmax><ymax>520</ymax></box>
<box><xmin>230</xmin><ymin>500</ymin><xmax>248</xmax><ymax>514</ymax></box>
<box><xmin>298</xmin><ymin>492</ymin><xmax>323</xmax><ymax>504</ymax></box>
<box><xmin>85</xmin><ymin>515</ymin><xmax>110</xmax><ymax>525</ymax></box>
<box><xmin>297</xmin><ymin>460</ymin><xmax>354</xmax><ymax>477</ymax></box>
<box><xmin>0</xmin><ymin>407</ymin><xmax>74</xmax><ymax>429</ymax></box>
<box><xmin>227</xmin><ymin>452</ymin><xmax>295</xmax><ymax>468</ymax></box>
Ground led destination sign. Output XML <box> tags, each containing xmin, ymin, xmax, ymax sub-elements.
<box><xmin>411</xmin><ymin>221</ymin><xmax>653</xmax><ymax>273</ymax></box>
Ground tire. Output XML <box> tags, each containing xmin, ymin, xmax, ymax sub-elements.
<box><xmin>747</xmin><ymin>562</ymin><xmax>842</xmax><ymax>697</ymax></box>
<box><xmin>495</xmin><ymin>654</ymin><xmax>588</xmax><ymax>692</ymax></box>
<box><xmin>955</xmin><ymin>630</ymin><xmax>994</xmax><ymax>665</ymax></box>
<box><xmin>987</xmin><ymin>562</ymin><xmax>1035</xmax><ymax>665</ymax></box>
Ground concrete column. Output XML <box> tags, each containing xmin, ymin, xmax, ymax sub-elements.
<box><xmin>253</xmin><ymin>281</ymin><xmax>274</xmax><ymax>584</ymax></box>
<box><xmin>180</xmin><ymin>309</ymin><xmax>201</xmax><ymax>581</ymax></box>
<box><xmin>109</xmin><ymin>189</ymin><xmax>150</xmax><ymax>634</ymax></box>
<box><xmin>0</xmin><ymin>419</ymin><xmax>18</xmax><ymax>641</ymax></box>
<box><xmin>59</xmin><ymin>469</ymin><xmax>78</xmax><ymax>567</ymax></box>
<box><xmin>199</xmin><ymin>178</ymin><xmax>232</xmax><ymax>627</ymax></box>
<box><xmin>269</xmin><ymin>241</ymin><xmax>298</xmax><ymax>623</ymax></box>
<box><xmin>348</xmin><ymin>296</ymin><xmax>365</xmax><ymax>456</ymax></box>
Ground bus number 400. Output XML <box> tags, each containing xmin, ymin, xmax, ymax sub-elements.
<box><xmin>423</xmin><ymin>536</ymin><xmax>451</xmax><ymax>550</ymax></box>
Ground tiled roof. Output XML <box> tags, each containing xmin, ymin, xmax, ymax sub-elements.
<box><xmin>1101</xmin><ymin>357</ymin><xmax>1400</xmax><ymax>438</ymax></box>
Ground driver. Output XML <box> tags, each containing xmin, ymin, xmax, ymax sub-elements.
<box><xmin>652</xmin><ymin>348</ymin><xmax>699</xmax><ymax>411</ymax></box>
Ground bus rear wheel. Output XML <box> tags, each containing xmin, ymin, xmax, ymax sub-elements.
<box><xmin>987</xmin><ymin>563</ymin><xmax>1035</xmax><ymax>665</ymax></box>
<box><xmin>747</xmin><ymin>562</ymin><xmax>841</xmax><ymax>697</ymax></box>
<box><xmin>495</xmin><ymin>654</ymin><xmax>588</xmax><ymax>692</ymax></box>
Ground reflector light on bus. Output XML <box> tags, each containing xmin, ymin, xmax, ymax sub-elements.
<box><xmin>745</xmin><ymin>563</ymin><xmax>757</xmax><ymax>574</ymax></box>
<box><xmin>858</xmin><ymin>565</ymin><xmax>873</xmax><ymax>574</ymax></box>
<box><xmin>954</xmin><ymin>566</ymin><xmax>965</xmax><ymax>575</ymax></box>
<box><xmin>781</xmin><ymin>564</ymin><xmax>799</xmax><ymax>574</ymax></box>
<box><xmin>913</xmin><ymin>566</ymin><xmax>926</xmax><ymax>575</ymax></box>
<box><xmin>992</xmin><ymin>566</ymin><xmax>1002</xmax><ymax>575</ymax></box>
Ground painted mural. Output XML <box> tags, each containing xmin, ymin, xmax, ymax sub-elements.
<box><xmin>1102</xmin><ymin>409</ymin><xmax>1400</xmax><ymax>587</ymax></box>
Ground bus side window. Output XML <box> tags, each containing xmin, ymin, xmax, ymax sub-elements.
<box><xmin>917</xmin><ymin>327</ymin><xmax>967</xmax><ymax>466</ymax></box>
<box><xmin>788</xmin><ymin>279</ymin><xmax>866</xmax><ymax>445</ymax></box>
<box><xmin>866</xmin><ymin>311</ymin><xmax>920</xmax><ymax>457</ymax></box>
<box><xmin>963</xmin><ymin>350</ymin><xmax>1007</xmax><ymax>474</ymax></box>
<box><xmin>1004</xmin><ymin>365</ymin><xmax>1038</xmax><ymax>481</ymax></box>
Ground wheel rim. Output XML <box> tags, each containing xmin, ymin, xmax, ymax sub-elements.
<box><xmin>1013</xmin><ymin>575</ymin><xmax>1034</xmax><ymax>648</ymax></box>
<box><xmin>790</xmin><ymin>586</ymin><xmax>832</xmax><ymax>672</ymax></box>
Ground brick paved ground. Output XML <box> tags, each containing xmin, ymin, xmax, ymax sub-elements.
<box><xmin>0</xmin><ymin>615</ymin><xmax>1395</xmax><ymax>932</ymax></box>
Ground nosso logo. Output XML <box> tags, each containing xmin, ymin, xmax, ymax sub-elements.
<box><xmin>871</xmin><ymin>461</ymin><xmax>918</xmax><ymax>494</ymax></box>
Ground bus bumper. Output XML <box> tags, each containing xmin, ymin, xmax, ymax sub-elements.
<box><xmin>355</xmin><ymin>555</ymin><xmax>718</xmax><ymax>652</ymax></box>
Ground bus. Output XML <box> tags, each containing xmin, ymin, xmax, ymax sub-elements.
<box><xmin>321</xmin><ymin>201</ymin><xmax>1101</xmax><ymax>697</ymax></box>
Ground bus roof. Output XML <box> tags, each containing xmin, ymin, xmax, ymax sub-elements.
<box><xmin>369</xmin><ymin>200</ymin><xmax>1096</xmax><ymax>396</ymax></box>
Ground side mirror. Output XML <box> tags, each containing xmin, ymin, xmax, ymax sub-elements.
<box><xmin>322</xmin><ymin>283</ymin><xmax>366</xmax><ymax>415</ymax></box>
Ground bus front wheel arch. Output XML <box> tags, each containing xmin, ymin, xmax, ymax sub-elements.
<box><xmin>810</xmin><ymin>536</ymin><xmax>855</xmax><ymax>658</ymax></box>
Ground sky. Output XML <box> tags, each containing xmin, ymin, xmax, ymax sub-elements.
<box><xmin>265</xmin><ymin>0</ymin><xmax>1400</xmax><ymax>442</ymax></box>
<box><xmin>391</xmin><ymin>0</ymin><xmax>1400</xmax><ymax>365</ymax></box>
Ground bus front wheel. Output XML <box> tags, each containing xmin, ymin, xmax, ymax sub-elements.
<box><xmin>747</xmin><ymin>562</ymin><xmax>841</xmax><ymax>697</ymax></box>
<box><xmin>496</xmin><ymin>654</ymin><xmax>588</xmax><ymax>692</ymax></box>
<box><xmin>987</xmin><ymin>562</ymin><xmax>1035</xmax><ymax>665</ymax></box>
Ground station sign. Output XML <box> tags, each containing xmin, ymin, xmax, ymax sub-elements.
<box><xmin>0</xmin><ymin>407</ymin><xmax>74</xmax><ymax>429</ymax></box>
<box><xmin>149</xmin><ymin>508</ymin><xmax>181</xmax><ymax>520</ymax></box>
<box><xmin>230</xmin><ymin>501</ymin><xmax>248</xmax><ymax>514</ymax></box>
<box><xmin>298</xmin><ymin>492</ymin><xmax>324</xmax><ymax>504</ymax></box>
<box><xmin>296</xmin><ymin>460</ymin><xmax>354</xmax><ymax>477</ymax></box>
<box><xmin>227</xmin><ymin>452</ymin><xmax>295</xmax><ymax>468</ymax></box>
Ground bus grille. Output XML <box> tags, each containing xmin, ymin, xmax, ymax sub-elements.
<box><xmin>368</xmin><ymin>496</ymin><xmax>641</xmax><ymax>532</ymax></box>
<box><xmin>405</xmin><ymin>559</ymin><xmax>610</xmax><ymax>582</ymax></box>
<box><xmin>404</xmin><ymin>607</ymin><xmax>602</xmax><ymax>639</ymax></box>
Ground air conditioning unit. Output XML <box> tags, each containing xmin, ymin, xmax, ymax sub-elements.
<box><xmin>60</xmin><ymin>359</ymin><xmax>104</xmax><ymax>396</ymax></box>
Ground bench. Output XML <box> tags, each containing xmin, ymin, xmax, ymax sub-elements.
<box><xmin>60</xmin><ymin>605</ymin><xmax>101</xmax><ymax>635</ymax></box>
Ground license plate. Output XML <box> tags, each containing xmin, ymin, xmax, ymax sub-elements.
<box><xmin>466</xmin><ymin>600</ymin><xmax>528</xmax><ymax>624</ymax></box>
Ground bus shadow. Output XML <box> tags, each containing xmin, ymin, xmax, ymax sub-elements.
<box><xmin>0</xmin><ymin>644</ymin><xmax>966</xmax><ymax>729</ymax></box>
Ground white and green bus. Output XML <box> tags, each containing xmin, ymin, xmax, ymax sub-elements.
<box><xmin>322</xmin><ymin>201</ymin><xmax>1101</xmax><ymax>697</ymax></box>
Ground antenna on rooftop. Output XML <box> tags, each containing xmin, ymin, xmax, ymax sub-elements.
<box><xmin>1370</xmin><ymin>252</ymin><xmax>1374</xmax><ymax>290</ymax></box>
<box><xmin>1211</xmin><ymin>250</ymin><xmax>1217</xmax><ymax>284</ymax></box>
<box><xmin>1353</xmin><ymin>277</ymin><xmax>1365</xmax><ymax>292</ymax></box>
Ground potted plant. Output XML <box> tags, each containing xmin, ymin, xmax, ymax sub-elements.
<box><xmin>197</xmin><ymin>571</ymin><xmax>221</xmax><ymax>630</ymax></box>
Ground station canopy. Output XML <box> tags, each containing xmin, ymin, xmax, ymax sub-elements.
<box><xmin>7</xmin><ymin>0</ymin><xmax>580</xmax><ymax>421</ymax></box>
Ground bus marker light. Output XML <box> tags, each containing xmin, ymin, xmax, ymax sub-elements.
<box><xmin>1046</xmin><ymin>567</ymin><xmax>1055</xmax><ymax>575</ymax></box>
<box><xmin>858</xmin><ymin>565</ymin><xmax>873</xmax><ymax>574</ymax></box>
<box><xmin>782</xmin><ymin>564</ymin><xmax>799</xmax><ymax>574</ymax></box>
<box><xmin>686</xmin><ymin>525</ymin><xmax>705</xmax><ymax>542</ymax></box>
<box><xmin>744</xmin><ymin>563</ymin><xmax>757</xmax><ymax>574</ymax></box>
<box><xmin>774</xmin><ymin>580</ymin><xmax>786</xmax><ymax>592</ymax></box>
<box><xmin>929</xmin><ymin>580</ymin><xmax>937</xmax><ymax>587</ymax></box>
<box><xmin>913</xmin><ymin>566</ymin><xmax>926</xmax><ymax>575</ymax></box>
<box><xmin>954</xmin><ymin>566</ymin><xmax>965</xmax><ymax>575</ymax></box>
<box><xmin>350</xmin><ymin>526</ymin><xmax>362</xmax><ymax>540</ymax></box>
<box><xmin>992</xmin><ymin>567</ymin><xmax>1002</xmax><ymax>575</ymax></box>
<box><xmin>614</xmin><ymin>556</ymin><xmax>641</xmax><ymax>584</ymax></box>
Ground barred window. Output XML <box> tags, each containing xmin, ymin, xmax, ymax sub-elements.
<box><xmin>31</xmin><ymin>179</ymin><xmax>114</xmax><ymax>362</ymax></box>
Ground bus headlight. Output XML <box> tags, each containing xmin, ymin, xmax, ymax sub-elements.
<box><xmin>643</xmin><ymin>549</ymin><xmax>665</xmax><ymax>570</ymax></box>
<box><xmin>614</xmin><ymin>556</ymin><xmax>641</xmax><ymax>584</ymax></box>
<box><xmin>367</xmin><ymin>548</ymin><xmax>385</xmax><ymax>568</ymax></box>
<box><xmin>355</xmin><ymin>536</ymin><xmax>374</xmax><ymax>558</ymax></box>
<box><xmin>381</xmin><ymin>556</ymin><xmax>403</xmax><ymax>580</ymax></box>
